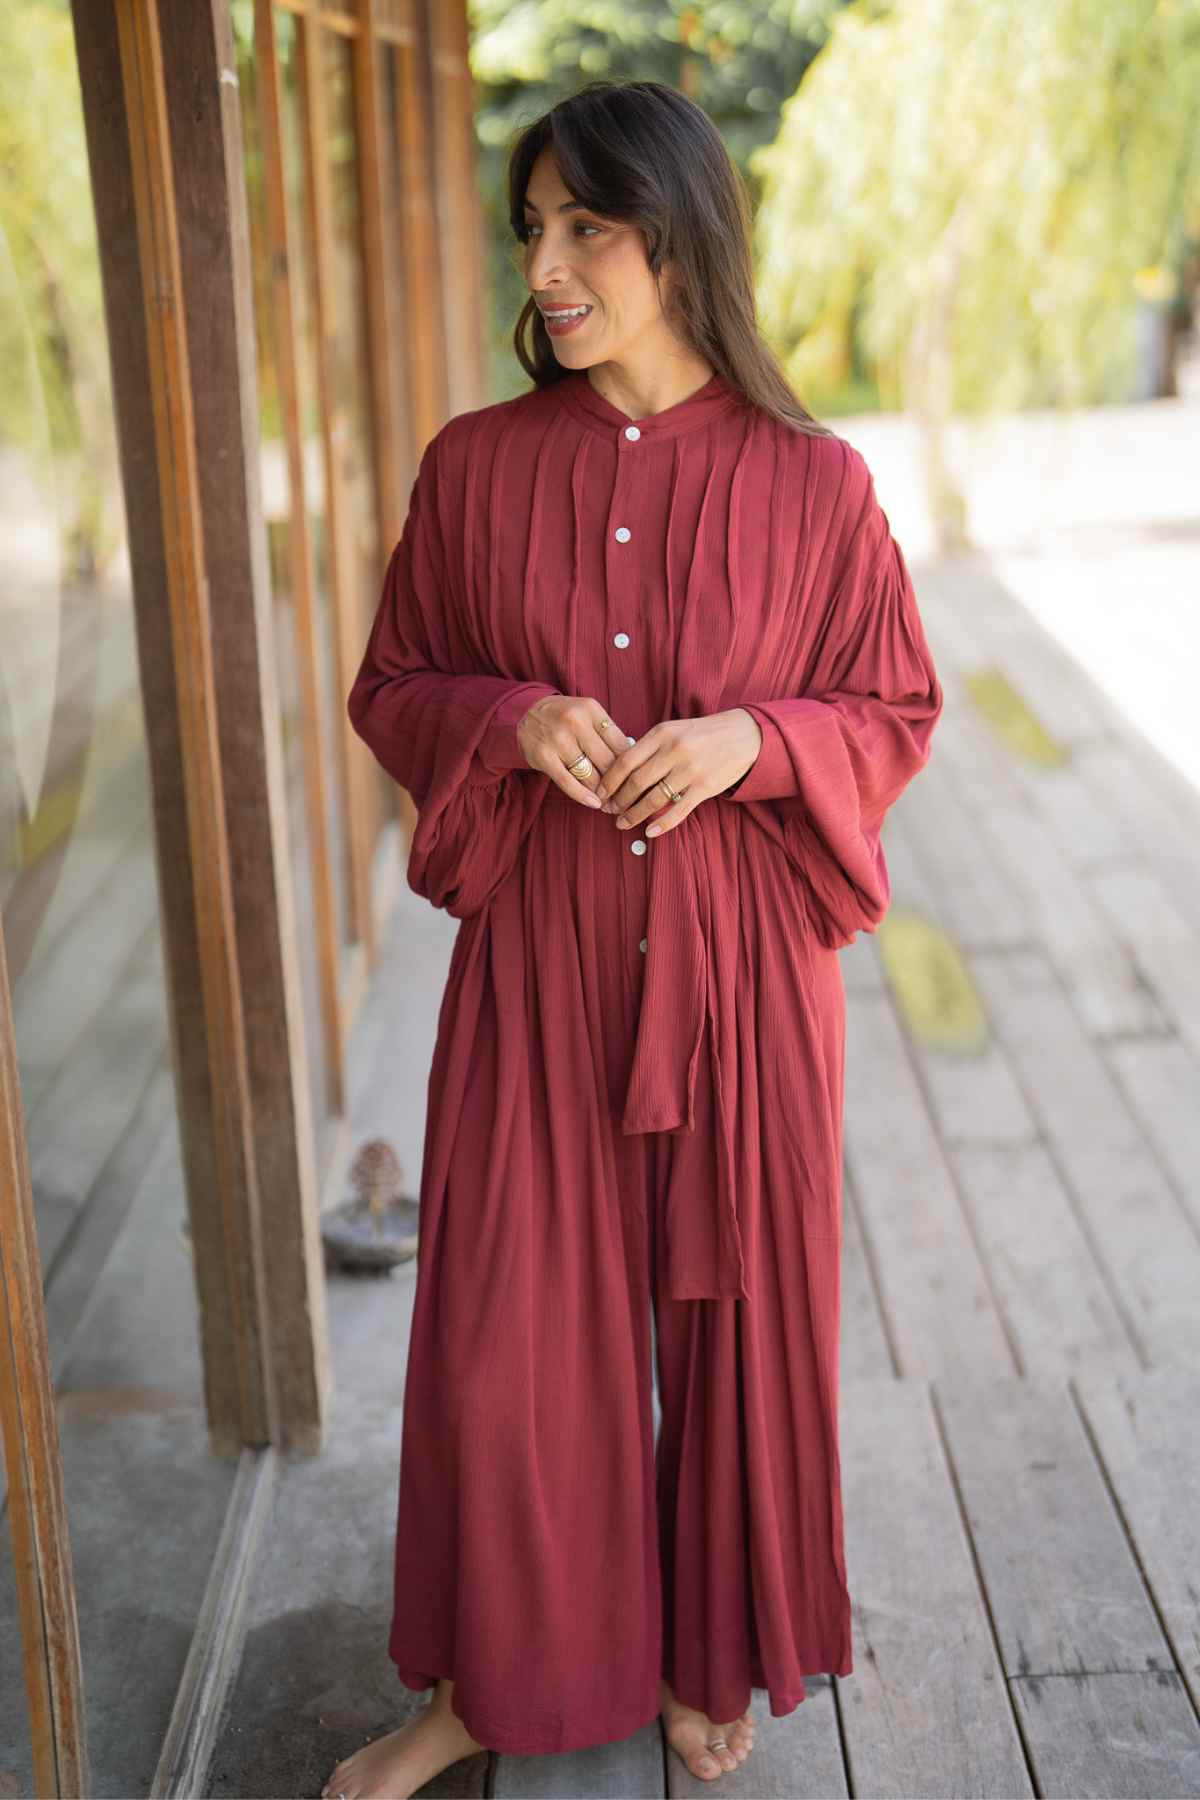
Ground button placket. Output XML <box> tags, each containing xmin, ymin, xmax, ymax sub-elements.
<box><xmin>608</xmin><ymin>423</ymin><xmax>649</xmax><ymax>956</ymax></box>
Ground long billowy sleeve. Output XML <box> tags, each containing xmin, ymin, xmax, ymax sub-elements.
<box><xmin>347</xmin><ymin>431</ymin><xmax>562</xmax><ymax>917</ymax></box>
<box><xmin>727</xmin><ymin>442</ymin><xmax>943</xmax><ymax>950</ymax></box>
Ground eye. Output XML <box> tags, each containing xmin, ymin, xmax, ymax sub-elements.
<box><xmin>518</xmin><ymin>221</ymin><xmax>602</xmax><ymax>241</ymax></box>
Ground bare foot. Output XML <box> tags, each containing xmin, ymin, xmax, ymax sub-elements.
<box><xmin>660</xmin><ymin>1677</ymin><xmax>756</xmax><ymax>1781</ymax></box>
<box><xmin>321</xmin><ymin>1678</ymin><xmax>485</xmax><ymax>1800</ymax></box>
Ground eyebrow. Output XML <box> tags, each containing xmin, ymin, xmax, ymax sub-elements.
<box><xmin>521</xmin><ymin>198</ymin><xmax>589</xmax><ymax>214</ymax></box>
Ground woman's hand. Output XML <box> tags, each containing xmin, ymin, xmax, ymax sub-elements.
<box><xmin>516</xmin><ymin>693</ymin><xmax>634</xmax><ymax>809</ymax></box>
<box><xmin>595</xmin><ymin>708</ymin><xmax>763</xmax><ymax>836</ymax></box>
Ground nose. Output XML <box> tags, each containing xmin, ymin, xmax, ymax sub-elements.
<box><xmin>525</xmin><ymin>234</ymin><xmax>572</xmax><ymax>293</ymax></box>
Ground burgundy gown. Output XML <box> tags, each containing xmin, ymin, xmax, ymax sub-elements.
<box><xmin>346</xmin><ymin>367</ymin><xmax>943</xmax><ymax>1755</ymax></box>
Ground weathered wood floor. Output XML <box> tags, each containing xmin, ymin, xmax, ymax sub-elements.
<box><xmin>208</xmin><ymin>538</ymin><xmax>1200</xmax><ymax>1800</ymax></box>
<box><xmin>477</xmin><ymin>550</ymin><xmax>1200</xmax><ymax>1798</ymax></box>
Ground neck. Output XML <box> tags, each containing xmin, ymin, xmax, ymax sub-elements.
<box><xmin>584</xmin><ymin>347</ymin><xmax>716</xmax><ymax>421</ymax></box>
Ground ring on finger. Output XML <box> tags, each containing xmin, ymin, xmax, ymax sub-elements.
<box><xmin>658</xmin><ymin>777</ymin><xmax>686</xmax><ymax>804</ymax></box>
<box><xmin>566</xmin><ymin>752</ymin><xmax>593</xmax><ymax>777</ymax></box>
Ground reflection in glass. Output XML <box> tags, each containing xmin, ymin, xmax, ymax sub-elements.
<box><xmin>231</xmin><ymin>0</ymin><xmax>334</xmax><ymax>1155</ymax></box>
<box><xmin>322</xmin><ymin>27</ymin><xmax>392</xmax><ymax>853</ymax></box>
<box><xmin>0</xmin><ymin>7</ymin><xmax>235</xmax><ymax>1790</ymax></box>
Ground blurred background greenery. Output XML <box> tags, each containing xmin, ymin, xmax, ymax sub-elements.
<box><xmin>3</xmin><ymin>0</ymin><xmax>1199</xmax><ymax>574</ymax></box>
<box><xmin>472</xmin><ymin>0</ymin><xmax>1200</xmax><ymax>542</ymax></box>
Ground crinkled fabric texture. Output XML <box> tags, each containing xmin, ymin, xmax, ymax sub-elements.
<box><xmin>347</xmin><ymin>369</ymin><xmax>942</xmax><ymax>1754</ymax></box>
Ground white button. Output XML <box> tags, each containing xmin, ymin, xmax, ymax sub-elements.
<box><xmin>630</xmin><ymin>839</ymin><xmax>646</xmax><ymax>855</ymax></box>
<box><xmin>614</xmin><ymin>526</ymin><xmax>631</xmax><ymax>543</ymax></box>
<box><xmin>624</xmin><ymin>425</ymin><xmax>641</xmax><ymax>441</ymax></box>
<box><xmin>626</xmin><ymin>734</ymin><xmax>636</xmax><ymax>745</ymax></box>
<box><xmin>639</xmin><ymin>937</ymin><xmax>648</xmax><ymax>953</ymax></box>
<box><xmin>613</xmin><ymin>631</ymin><xmax>630</xmax><ymax>649</ymax></box>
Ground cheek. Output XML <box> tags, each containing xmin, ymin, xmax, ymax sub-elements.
<box><xmin>588</xmin><ymin>244</ymin><xmax>661</xmax><ymax>316</ymax></box>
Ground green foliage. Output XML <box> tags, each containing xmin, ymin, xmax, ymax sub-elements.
<box><xmin>751</xmin><ymin>0</ymin><xmax>1200</xmax><ymax>413</ymax></box>
<box><xmin>0</xmin><ymin>2</ymin><xmax>121</xmax><ymax>573</ymax></box>
<box><xmin>469</xmin><ymin>0</ymin><xmax>849</xmax><ymax>396</ymax></box>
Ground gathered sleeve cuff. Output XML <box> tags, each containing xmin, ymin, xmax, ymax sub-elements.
<box><xmin>726</xmin><ymin>442</ymin><xmax>943</xmax><ymax>948</ymax></box>
<box><xmin>347</xmin><ymin>429</ymin><xmax>562</xmax><ymax>915</ymax></box>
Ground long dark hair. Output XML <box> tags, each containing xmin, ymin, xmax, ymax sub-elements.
<box><xmin>505</xmin><ymin>79</ymin><xmax>833</xmax><ymax>438</ymax></box>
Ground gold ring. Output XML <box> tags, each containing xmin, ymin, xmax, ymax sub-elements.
<box><xmin>566</xmin><ymin>752</ymin><xmax>593</xmax><ymax>777</ymax></box>
<box><xmin>658</xmin><ymin>778</ymin><xmax>685</xmax><ymax>804</ymax></box>
<box><xmin>597</xmin><ymin>716</ymin><xmax>612</xmax><ymax>731</ymax></box>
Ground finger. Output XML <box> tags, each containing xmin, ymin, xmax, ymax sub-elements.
<box><xmin>641</xmin><ymin>791</ymin><xmax>702</xmax><ymax>836</ymax></box>
<box><xmin>610</xmin><ymin>750</ymin><xmax>695</xmax><ymax>827</ymax></box>
<box><xmin>543</xmin><ymin>705</ymin><xmax>628</xmax><ymax>808</ymax></box>
<box><xmin>582</xmin><ymin>714</ymin><xmax>634</xmax><ymax>788</ymax></box>
<box><xmin>597</xmin><ymin>728</ymin><xmax>664</xmax><ymax>811</ymax></box>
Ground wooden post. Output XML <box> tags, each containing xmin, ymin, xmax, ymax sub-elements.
<box><xmin>0</xmin><ymin>926</ymin><xmax>90</xmax><ymax>1799</ymax></box>
<box><xmin>69</xmin><ymin>0</ymin><xmax>330</xmax><ymax>1454</ymax></box>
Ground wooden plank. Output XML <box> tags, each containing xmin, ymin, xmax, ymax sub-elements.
<box><xmin>873</xmin><ymin>815</ymin><xmax>1033</xmax><ymax>1139</ymax></box>
<box><xmin>1105</xmin><ymin>1036</ymin><xmax>1200</xmax><ymax>1236</ymax></box>
<box><xmin>252</xmin><ymin>0</ymin><xmax>349</xmax><ymax>1119</ymax></box>
<box><xmin>887</xmin><ymin>755</ymin><xmax>1031</xmax><ymax>953</ymax></box>
<box><xmin>935</xmin><ymin>691</ymin><xmax>1164</xmax><ymax>1039</ymax></box>
<box><xmin>937</xmin><ymin>1374</ymin><xmax>1200</xmax><ymax>1796</ymax></box>
<box><xmin>4</xmin><ymin>740</ymin><xmax>151</xmax><ymax>1003</ymax></box>
<box><xmin>1090</xmin><ymin>860</ymin><xmax>1200</xmax><ymax>1058</ymax></box>
<box><xmin>837</xmin><ymin>927</ymin><xmax>885</xmax><ymax>997</ymax></box>
<box><xmin>424</xmin><ymin>0</ymin><xmax>488</xmax><ymax>419</ymax></box>
<box><xmin>844</xmin><ymin>990</ymin><xmax>1014</xmax><ymax>1380</ymax></box>
<box><xmin>391</xmin><ymin>0</ymin><xmax>449</xmax><ymax>447</ymax></box>
<box><xmin>937</xmin><ymin>1374</ymin><xmax>1172</xmax><ymax>1669</ymax></box>
<box><xmin>0</xmin><ymin>922</ymin><xmax>91</xmax><ymax>1800</ymax></box>
<box><xmin>26</xmin><ymin>921</ymin><xmax>167</xmax><ymax>1268</ymax></box>
<box><xmin>839</xmin><ymin>1377</ymin><xmax>1030</xmax><ymax>1798</ymax></box>
<box><xmin>13</xmin><ymin>847</ymin><xmax>158</xmax><ymax>1085</ymax></box>
<box><xmin>1073</xmin><ymin>1366</ymin><xmax>1200</xmax><ymax>1716</ymax></box>
<box><xmin>969</xmin><ymin>946</ymin><xmax>1200</xmax><ymax>1366</ymax></box>
<box><xmin>840</xmin><ymin>1162</ymin><xmax>894</xmax><ymax>1382</ymax></box>
<box><xmin>1008</xmin><ymin>1669</ymin><xmax>1200</xmax><ymax>1799</ymax></box>
<box><xmin>41</xmin><ymin>1067</ymin><xmax>177</xmax><ymax>1382</ymax></box>
<box><xmin>80</xmin><ymin>0</ymin><xmax>280</xmax><ymax>1451</ymax></box>
<box><xmin>916</xmin><ymin>556</ymin><xmax>1115</xmax><ymax>748</ymax></box>
<box><xmin>352</xmin><ymin>0</ymin><xmax>403</xmax><ymax>549</ymax></box>
<box><xmin>1073</xmin><ymin>738</ymin><xmax>1200</xmax><ymax>904</ymax></box>
<box><xmin>298</xmin><ymin>9</ymin><xmax>377</xmax><ymax>964</ymax></box>
<box><xmin>947</xmin><ymin>1143</ymin><xmax>1142</xmax><ymax>1380</ymax></box>
<box><xmin>494</xmin><ymin>1719</ymin><xmax>662</xmax><ymax>1798</ymax></box>
<box><xmin>666</xmin><ymin>1684</ymin><xmax>845</xmax><ymax>1798</ymax></box>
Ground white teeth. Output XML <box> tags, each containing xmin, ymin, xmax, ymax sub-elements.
<box><xmin>544</xmin><ymin>305</ymin><xmax>591</xmax><ymax>319</ymax></box>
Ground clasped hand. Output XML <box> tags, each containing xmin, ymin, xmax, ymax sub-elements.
<box><xmin>517</xmin><ymin>694</ymin><xmax>762</xmax><ymax>837</ymax></box>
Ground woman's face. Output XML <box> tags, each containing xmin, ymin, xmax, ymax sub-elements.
<box><xmin>521</xmin><ymin>146</ymin><xmax>674</xmax><ymax>368</ymax></box>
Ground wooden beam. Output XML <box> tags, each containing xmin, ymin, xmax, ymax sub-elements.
<box><xmin>393</xmin><ymin>0</ymin><xmax>450</xmax><ymax>445</ymax></box>
<box><xmin>297</xmin><ymin>13</ymin><xmax>378</xmax><ymax>962</ymax></box>
<box><xmin>114</xmin><ymin>0</ymin><xmax>278</xmax><ymax>1444</ymax></box>
<box><xmin>162</xmin><ymin>0</ymin><xmax>333</xmax><ymax>1447</ymax></box>
<box><xmin>424</xmin><ymin>0</ymin><xmax>488</xmax><ymax>416</ymax></box>
<box><xmin>354</xmin><ymin>0</ymin><xmax>404</xmax><ymax>551</ymax></box>
<box><xmin>0</xmin><ymin>924</ymin><xmax>89</xmax><ymax>1800</ymax></box>
<box><xmin>71</xmin><ymin>0</ymin><xmax>331</xmax><ymax>1454</ymax></box>
<box><xmin>252</xmin><ymin>0</ymin><xmax>349</xmax><ymax>1121</ymax></box>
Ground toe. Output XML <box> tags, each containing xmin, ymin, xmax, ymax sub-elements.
<box><xmin>693</xmin><ymin>1749</ymin><xmax>721</xmax><ymax>1780</ymax></box>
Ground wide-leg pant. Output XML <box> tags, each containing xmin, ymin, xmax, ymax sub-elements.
<box><xmin>386</xmin><ymin>1104</ymin><xmax>852</xmax><ymax>1757</ymax></box>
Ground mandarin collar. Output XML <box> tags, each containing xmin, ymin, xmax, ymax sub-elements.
<box><xmin>553</xmin><ymin>367</ymin><xmax>743</xmax><ymax>441</ymax></box>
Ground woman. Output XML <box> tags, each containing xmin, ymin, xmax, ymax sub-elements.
<box><xmin>324</xmin><ymin>78</ymin><xmax>942</xmax><ymax>1800</ymax></box>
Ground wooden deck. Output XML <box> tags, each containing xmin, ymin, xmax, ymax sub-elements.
<box><xmin>205</xmin><ymin>531</ymin><xmax>1200</xmax><ymax>1800</ymax></box>
<box><xmin>467</xmin><ymin>548</ymin><xmax>1200</xmax><ymax>1797</ymax></box>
